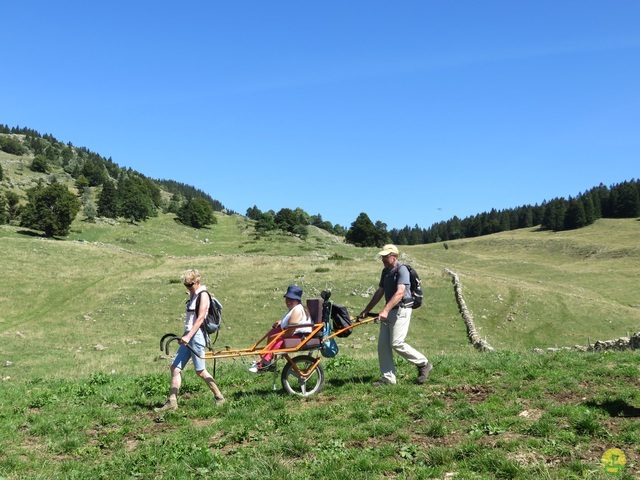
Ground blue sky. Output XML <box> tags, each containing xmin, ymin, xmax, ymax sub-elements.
<box><xmin>2</xmin><ymin>1</ymin><xmax>638</xmax><ymax>230</ymax></box>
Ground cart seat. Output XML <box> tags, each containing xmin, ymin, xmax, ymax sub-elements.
<box><xmin>283</xmin><ymin>298</ymin><xmax>323</xmax><ymax>349</ymax></box>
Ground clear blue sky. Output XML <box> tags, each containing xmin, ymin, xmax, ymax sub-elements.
<box><xmin>2</xmin><ymin>1</ymin><xmax>638</xmax><ymax>230</ymax></box>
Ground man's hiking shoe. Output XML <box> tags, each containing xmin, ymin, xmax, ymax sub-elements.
<box><xmin>215</xmin><ymin>396</ymin><xmax>226</xmax><ymax>406</ymax></box>
<box><xmin>154</xmin><ymin>399</ymin><xmax>178</xmax><ymax>412</ymax></box>
<box><xmin>416</xmin><ymin>362</ymin><xmax>433</xmax><ymax>384</ymax></box>
<box><xmin>248</xmin><ymin>360</ymin><xmax>275</xmax><ymax>373</ymax></box>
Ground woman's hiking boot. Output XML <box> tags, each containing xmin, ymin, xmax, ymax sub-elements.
<box><xmin>155</xmin><ymin>398</ymin><xmax>178</xmax><ymax>412</ymax></box>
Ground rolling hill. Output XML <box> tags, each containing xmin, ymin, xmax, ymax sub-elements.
<box><xmin>2</xmin><ymin>129</ymin><xmax>640</xmax><ymax>478</ymax></box>
<box><xmin>1</xmin><ymin>209</ymin><xmax>638</xmax><ymax>380</ymax></box>
<box><xmin>1</xmin><ymin>128</ymin><xmax>639</xmax><ymax>373</ymax></box>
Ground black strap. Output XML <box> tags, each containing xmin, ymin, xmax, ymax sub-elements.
<box><xmin>194</xmin><ymin>290</ymin><xmax>209</xmax><ymax>314</ymax></box>
<box><xmin>194</xmin><ymin>291</ymin><xmax>220</xmax><ymax>348</ymax></box>
<box><xmin>393</xmin><ymin>263</ymin><xmax>412</xmax><ymax>307</ymax></box>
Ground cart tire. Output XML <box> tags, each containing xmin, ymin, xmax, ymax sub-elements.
<box><xmin>281</xmin><ymin>355</ymin><xmax>325</xmax><ymax>397</ymax></box>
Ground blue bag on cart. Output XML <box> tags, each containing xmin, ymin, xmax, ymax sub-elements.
<box><xmin>321</xmin><ymin>313</ymin><xmax>339</xmax><ymax>358</ymax></box>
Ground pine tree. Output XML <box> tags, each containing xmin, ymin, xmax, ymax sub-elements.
<box><xmin>612</xmin><ymin>181</ymin><xmax>640</xmax><ymax>217</ymax></box>
<box><xmin>20</xmin><ymin>182</ymin><xmax>80</xmax><ymax>237</ymax></box>
<box><xmin>118</xmin><ymin>177</ymin><xmax>154</xmax><ymax>223</ymax></box>
<box><xmin>274</xmin><ymin>208</ymin><xmax>306</xmax><ymax>234</ymax></box>
<box><xmin>97</xmin><ymin>180</ymin><xmax>118</xmax><ymax>218</ymax></box>
<box><xmin>4</xmin><ymin>191</ymin><xmax>20</xmax><ymax>222</ymax></box>
<box><xmin>373</xmin><ymin>220</ymin><xmax>390</xmax><ymax>246</ymax></box>
<box><xmin>345</xmin><ymin>212</ymin><xmax>378</xmax><ymax>247</ymax></box>
<box><xmin>246</xmin><ymin>205</ymin><xmax>262</xmax><ymax>220</ymax></box>
<box><xmin>581</xmin><ymin>193</ymin><xmax>596</xmax><ymax>225</ymax></box>
<box><xmin>542</xmin><ymin>198</ymin><xmax>568</xmax><ymax>231</ymax></box>
<box><xmin>565</xmin><ymin>197</ymin><xmax>587</xmax><ymax>230</ymax></box>
<box><xmin>518</xmin><ymin>206</ymin><xmax>534</xmax><ymax>228</ymax></box>
<box><xmin>30</xmin><ymin>155</ymin><xmax>50</xmax><ymax>173</ymax></box>
<box><xmin>255</xmin><ymin>212</ymin><xmax>277</xmax><ymax>232</ymax></box>
<box><xmin>176</xmin><ymin>198</ymin><xmax>216</xmax><ymax>228</ymax></box>
<box><xmin>81</xmin><ymin>157</ymin><xmax>108</xmax><ymax>185</ymax></box>
<box><xmin>0</xmin><ymin>193</ymin><xmax>7</xmax><ymax>224</ymax></box>
<box><xmin>0</xmin><ymin>135</ymin><xmax>26</xmax><ymax>155</ymax></box>
<box><xmin>75</xmin><ymin>175</ymin><xmax>90</xmax><ymax>194</ymax></box>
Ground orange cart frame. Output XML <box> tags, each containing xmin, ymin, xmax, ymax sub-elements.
<box><xmin>160</xmin><ymin>291</ymin><xmax>377</xmax><ymax>396</ymax></box>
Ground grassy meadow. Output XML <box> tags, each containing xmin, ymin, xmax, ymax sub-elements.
<box><xmin>1</xmin><ymin>211</ymin><xmax>640</xmax><ymax>479</ymax></box>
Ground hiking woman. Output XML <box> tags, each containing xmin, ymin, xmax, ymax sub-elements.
<box><xmin>249</xmin><ymin>285</ymin><xmax>312</xmax><ymax>373</ymax></box>
<box><xmin>156</xmin><ymin>269</ymin><xmax>225</xmax><ymax>411</ymax></box>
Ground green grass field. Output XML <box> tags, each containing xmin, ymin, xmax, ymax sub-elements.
<box><xmin>1</xmin><ymin>211</ymin><xmax>640</xmax><ymax>478</ymax></box>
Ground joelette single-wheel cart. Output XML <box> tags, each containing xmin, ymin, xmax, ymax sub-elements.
<box><xmin>160</xmin><ymin>291</ymin><xmax>377</xmax><ymax>397</ymax></box>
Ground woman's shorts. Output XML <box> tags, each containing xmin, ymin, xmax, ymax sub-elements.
<box><xmin>172</xmin><ymin>329</ymin><xmax>207</xmax><ymax>372</ymax></box>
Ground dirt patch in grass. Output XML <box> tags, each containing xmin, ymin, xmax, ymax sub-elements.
<box><xmin>545</xmin><ymin>388</ymin><xmax>588</xmax><ymax>405</ymax></box>
<box><xmin>507</xmin><ymin>450</ymin><xmax>548</xmax><ymax>468</ymax></box>
<box><xmin>441</xmin><ymin>384</ymin><xmax>492</xmax><ymax>403</ymax></box>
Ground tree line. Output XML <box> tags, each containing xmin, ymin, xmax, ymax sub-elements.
<box><xmin>386</xmin><ymin>180</ymin><xmax>640</xmax><ymax>245</ymax></box>
<box><xmin>2</xmin><ymin>125</ymin><xmax>638</xmax><ymax>244</ymax></box>
<box><xmin>245</xmin><ymin>205</ymin><xmax>346</xmax><ymax>239</ymax></box>
<box><xmin>254</xmin><ymin>180</ymin><xmax>639</xmax><ymax>249</ymax></box>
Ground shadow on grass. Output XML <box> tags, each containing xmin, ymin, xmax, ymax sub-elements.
<box><xmin>16</xmin><ymin>229</ymin><xmax>45</xmax><ymax>237</ymax></box>
<box><xmin>16</xmin><ymin>229</ymin><xmax>67</xmax><ymax>240</ymax></box>
<box><xmin>327</xmin><ymin>374</ymin><xmax>377</xmax><ymax>388</ymax></box>
<box><xmin>585</xmin><ymin>399</ymin><xmax>640</xmax><ymax>418</ymax></box>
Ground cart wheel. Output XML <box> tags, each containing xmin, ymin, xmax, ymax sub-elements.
<box><xmin>281</xmin><ymin>355</ymin><xmax>325</xmax><ymax>397</ymax></box>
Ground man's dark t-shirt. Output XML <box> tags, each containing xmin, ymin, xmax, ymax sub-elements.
<box><xmin>379</xmin><ymin>263</ymin><xmax>412</xmax><ymax>305</ymax></box>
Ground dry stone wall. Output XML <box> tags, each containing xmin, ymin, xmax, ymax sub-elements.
<box><xmin>443</xmin><ymin>269</ymin><xmax>494</xmax><ymax>352</ymax></box>
<box><xmin>533</xmin><ymin>333</ymin><xmax>640</xmax><ymax>353</ymax></box>
<box><xmin>444</xmin><ymin>268</ymin><xmax>639</xmax><ymax>354</ymax></box>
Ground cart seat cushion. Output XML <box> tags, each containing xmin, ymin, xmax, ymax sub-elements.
<box><xmin>283</xmin><ymin>337</ymin><xmax>321</xmax><ymax>348</ymax></box>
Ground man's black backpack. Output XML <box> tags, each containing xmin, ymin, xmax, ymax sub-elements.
<box><xmin>331</xmin><ymin>304</ymin><xmax>352</xmax><ymax>337</ymax></box>
<box><xmin>395</xmin><ymin>263</ymin><xmax>424</xmax><ymax>309</ymax></box>
<box><xmin>194</xmin><ymin>291</ymin><xmax>223</xmax><ymax>334</ymax></box>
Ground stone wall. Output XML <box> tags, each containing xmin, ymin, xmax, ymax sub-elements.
<box><xmin>444</xmin><ymin>268</ymin><xmax>639</xmax><ymax>354</ymax></box>
<box><xmin>443</xmin><ymin>269</ymin><xmax>494</xmax><ymax>352</ymax></box>
<box><xmin>533</xmin><ymin>333</ymin><xmax>640</xmax><ymax>353</ymax></box>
